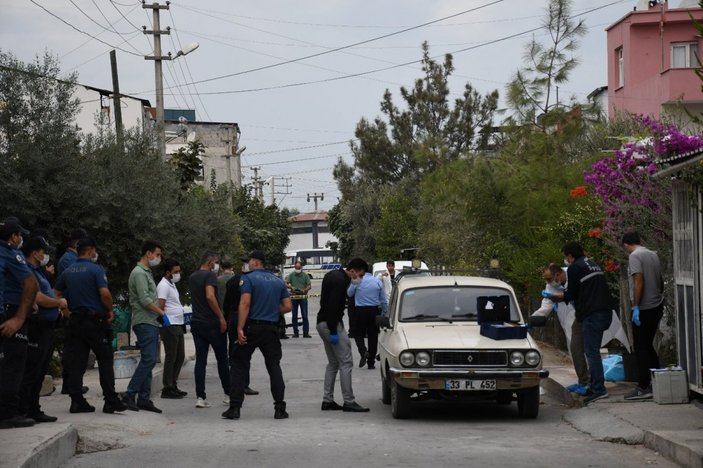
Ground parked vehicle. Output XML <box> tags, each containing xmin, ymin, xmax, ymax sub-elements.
<box><xmin>377</xmin><ymin>275</ymin><xmax>549</xmax><ymax>419</ymax></box>
<box><xmin>282</xmin><ymin>248</ymin><xmax>340</xmax><ymax>279</ymax></box>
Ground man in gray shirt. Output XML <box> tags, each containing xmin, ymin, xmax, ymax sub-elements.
<box><xmin>622</xmin><ymin>231</ymin><xmax>664</xmax><ymax>401</ymax></box>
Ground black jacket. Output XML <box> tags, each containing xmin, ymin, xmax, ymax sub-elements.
<box><xmin>563</xmin><ymin>256</ymin><xmax>614</xmax><ymax>321</ymax></box>
<box><xmin>222</xmin><ymin>273</ymin><xmax>242</xmax><ymax>323</ymax></box>
<box><xmin>317</xmin><ymin>268</ymin><xmax>350</xmax><ymax>333</ymax></box>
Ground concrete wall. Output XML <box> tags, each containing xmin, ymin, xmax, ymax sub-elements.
<box><xmin>74</xmin><ymin>85</ymin><xmax>148</xmax><ymax>134</ymax></box>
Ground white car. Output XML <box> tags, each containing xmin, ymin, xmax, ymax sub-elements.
<box><xmin>377</xmin><ymin>275</ymin><xmax>549</xmax><ymax>419</ymax></box>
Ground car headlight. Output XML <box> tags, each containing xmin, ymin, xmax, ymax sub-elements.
<box><xmin>510</xmin><ymin>351</ymin><xmax>525</xmax><ymax>367</ymax></box>
<box><xmin>525</xmin><ymin>350</ymin><xmax>541</xmax><ymax>366</ymax></box>
<box><xmin>415</xmin><ymin>351</ymin><xmax>431</xmax><ymax>367</ymax></box>
<box><xmin>399</xmin><ymin>351</ymin><xmax>415</xmax><ymax>367</ymax></box>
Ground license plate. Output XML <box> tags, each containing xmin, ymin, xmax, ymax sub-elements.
<box><xmin>444</xmin><ymin>379</ymin><xmax>496</xmax><ymax>391</ymax></box>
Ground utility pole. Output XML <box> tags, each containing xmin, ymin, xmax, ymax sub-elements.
<box><xmin>307</xmin><ymin>192</ymin><xmax>324</xmax><ymax>211</ymax></box>
<box><xmin>251</xmin><ymin>166</ymin><xmax>263</xmax><ymax>202</ymax></box>
<box><xmin>109</xmin><ymin>50</ymin><xmax>124</xmax><ymax>149</ymax></box>
<box><xmin>143</xmin><ymin>1</ymin><xmax>170</xmax><ymax>160</ymax></box>
<box><xmin>265</xmin><ymin>176</ymin><xmax>275</xmax><ymax>205</ymax></box>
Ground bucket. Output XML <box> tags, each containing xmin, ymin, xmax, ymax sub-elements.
<box><xmin>113</xmin><ymin>353</ymin><xmax>138</xmax><ymax>379</ymax></box>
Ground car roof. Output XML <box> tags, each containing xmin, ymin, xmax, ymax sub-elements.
<box><xmin>395</xmin><ymin>275</ymin><xmax>515</xmax><ymax>293</ymax></box>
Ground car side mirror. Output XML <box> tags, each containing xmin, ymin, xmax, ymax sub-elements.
<box><xmin>376</xmin><ymin>316</ymin><xmax>391</xmax><ymax>329</ymax></box>
<box><xmin>528</xmin><ymin>315</ymin><xmax>547</xmax><ymax>328</ymax></box>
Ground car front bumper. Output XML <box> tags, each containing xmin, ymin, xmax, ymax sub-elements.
<box><xmin>389</xmin><ymin>367</ymin><xmax>550</xmax><ymax>391</ymax></box>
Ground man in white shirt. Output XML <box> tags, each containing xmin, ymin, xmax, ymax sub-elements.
<box><xmin>157</xmin><ymin>259</ymin><xmax>187</xmax><ymax>399</ymax></box>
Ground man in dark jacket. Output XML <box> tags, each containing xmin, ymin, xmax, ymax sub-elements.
<box><xmin>316</xmin><ymin>266</ymin><xmax>369</xmax><ymax>413</ymax></box>
<box><xmin>562</xmin><ymin>241</ymin><xmax>613</xmax><ymax>404</ymax></box>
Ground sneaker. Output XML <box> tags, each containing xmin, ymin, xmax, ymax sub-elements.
<box><xmin>359</xmin><ymin>351</ymin><xmax>368</xmax><ymax>368</ymax></box>
<box><xmin>161</xmin><ymin>388</ymin><xmax>184</xmax><ymax>400</ymax></box>
<box><xmin>137</xmin><ymin>400</ymin><xmax>163</xmax><ymax>414</ymax></box>
<box><xmin>222</xmin><ymin>407</ymin><xmax>240</xmax><ymax>419</ymax></box>
<box><xmin>292</xmin><ymin>334</ymin><xmax>299</xmax><ymax>338</ymax></box>
<box><xmin>624</xmin><ymin>385</ymin><xmax>653</xmax><ymax>401</ymax></box>
<box><xmin>303</xmin><ymin>334</ymin><xmax>312</xmax><ymax>338</ymax></box>
<box><xmin>69</xmin><ymin>399</ymin><xmax>95</xmax><ymax>414</ymax></box>
<box><xmin>0</xmin><ymin>415</ymin><xmax>35</xmax><ymax>429</ymax></box>
<box><xmin>321</xmin><ymin>401</ymin><xmax>343</xmax><ymax>411</ymax></box>
<box><xmin>174</xmin><ymin>387</ymin><xmax>188</xmax><ymax>397</ymax></box>
<box><xmin>27</xmin><ymin>411</ymin><xmax>58</xmax><ymax>423</ymax></box>
<box><xmin>102</xmin><ymin>399</ymin><xmax>127</xmax><ymax>414</ymax></box>
<box><xmin>583</xmin><ymin>391</ymin><xmax>609</xmax><ymax>404</ymax></box>
<box><xmin>342</xmin><ymin>402</ymin><xmax>370</xmax><ymax>413</ymax></box>
<box><xmin>223</xmin><ymin>396</ymin><xmax>230</xmax><ymax>406</ymax></box>
<box><xmin>121</xmin><ymin>394</ymin><xmax>139</xmax><ymax>412</ymax></box>
<box><xmin>244</xmin><ymin>387</ymin><xmax>259</xmax><ymax>396</ymax></box>
<box><xmin>196</xmin><ymin>398</ymin><xmax>211</xmax><ymax>408</ymax></box>
<box><xmin>274</xmin><ymin>402</ymin><xmax>289</xmax><ymax>419</ymax></box>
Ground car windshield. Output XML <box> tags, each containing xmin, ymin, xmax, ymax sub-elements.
<box><xmin>399</xmin><ymin>286</ymin><xmax>519</xmax><ymax>322</ymax></box>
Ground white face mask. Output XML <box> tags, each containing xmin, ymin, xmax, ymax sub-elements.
<box><xmin>294</xmin><ymin>268</ymin><xmax>302</xmax><ymax>274</ymax></box>
<box><xmin>171</xmin><ymin>273</ymin><xmax>181</xmax><ymax>283</ymax></box>
<box><xmin>91</xmin><ymin>253</ymin><xmax>99</xmax><ymax>263</ymax></box>
<box><xmin>41</xmin><ymin>254</ymin><xmax>50</xmax><ymax>266</ymax></box>
<box><xmin>16</xmin><ymin>237</ymin><xmax>23</xmax><ymax>249</ymax></box>
<box><xmin>149</xmin><ymin>256</ymin><xmax>162</xmax><ymax>267</ymax></box>
<box><xmin>563</xmin><ymin>259</ymin><xmax>571</xmax><ymax>266</ymax></box>
<box><xmin>212</xmin><ymin>263</ymin><xmax>220</xmax><ymax>273</ymax></box>
<box><xmin>242</xmin><ymin>263</ymin><xmax>250</xmax><ymax>273</ymax></box>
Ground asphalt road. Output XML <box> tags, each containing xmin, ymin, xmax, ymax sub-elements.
<box><xmin>64</xmin><ymin>280</ymin><xmax>674</xmax><ymax>468</ymax></box>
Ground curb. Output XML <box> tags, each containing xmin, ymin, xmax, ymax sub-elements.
<box><xmin>542</xmin><ymin>377</ymin><xmax>580</xmax><ymax>408</ymax></box>
<box><xmin>644</xmin><ymin>430</ymin><xmax>703</xmax><ymax>468</ymax></box>
<box><xmin>19</xmin><ymin>424</ymin><xmax>77</xmax><ymax>468</ymax></box>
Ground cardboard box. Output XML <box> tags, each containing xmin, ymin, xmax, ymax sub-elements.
<box><xmin>651</xmin><ymin>368</ymin><xmax>689</xmax><ymax>404</ymax></box>
<box><xmin>480</xmin><ymin>322</ymin><xmax>528</xmax><ymax>340</ymax></box>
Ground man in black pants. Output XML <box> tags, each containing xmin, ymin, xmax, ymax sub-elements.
<box><xmin>345</xmin><ymin>258</ymin><xmax>387</xmax><ymax>370</ymax></box>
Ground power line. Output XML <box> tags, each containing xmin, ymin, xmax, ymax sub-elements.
<box><xmin>67</xmin><ymin>0</ymin><xmax>134</xmax><ymax>36</ymax></box>
<box><xmin>65</xmin><ymin>30</ymin><xmax>142</xmax><ymax>72</ymax></box>
<box><xmin>30</xmin><ymin>0</ymin><xmax>142</xmax><ymax>57</ymax></box>
<box><xmin>242</xmin><ymin>151</ymin><xmax>352</xmax><ymax>167</ymax></box>
<box><xmin>246</xmin><ymin>140</ymin><xmax>351</xmax><ymax>156</ymax></box>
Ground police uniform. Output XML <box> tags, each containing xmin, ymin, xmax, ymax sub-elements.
<box><xmin>0</xmin><ymin>240</ymin><xmax>35</xmax><ymax>426</ymax></box>
<box><xmin>228</xmin><ymin>268</ymin><xmax>289</xmax><ymax>414</ymax></box>
<box><xmin>18</xmin><ymin>262</ymin><xmax>60</xmax><ymax>420</ymax></box>
<box><xmin>54</xmin><ymin>258</ymin><xmax>121</xmax><ymax>407</ymax></box>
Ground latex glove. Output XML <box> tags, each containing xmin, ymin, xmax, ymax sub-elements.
<box><xmin>329</xmin><ymin>333</ymin><xmax>339</xmax><ymax>345</ymax></box>
<box><xmin>632</xmin><ymin>305</ymin><xmax>641</xmax><ymax>327</ymax></box>
<box><xmin>541</xmin><ymin>290</ymin><xmax>553</xmax><ymax>300</ymax></box>
<box><xmin>162</xmin><ymin>314</ymin><xmax>171</xmax><ymax>327</ymax></box>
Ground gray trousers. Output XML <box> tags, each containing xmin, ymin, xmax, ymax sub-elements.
<box><xmin>571</xmin><ymin>319</ymin><xmax>589</xmax><ymax>386</ymax></box>
<box><xmin>317</xmin><ymin>322</ymin><xmax>355</xmax><ymax>404</ymax></box>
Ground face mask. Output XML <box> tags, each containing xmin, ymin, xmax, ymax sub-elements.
<box><xmin>212</xmin><ymin>263</ymin><xmax>220</xmax><ymax>273</ymax></box>
<box><xmin>294</xmin><ymin>268</ymin><xmax>302</xmax><ymax>274</ymax></box>
<box><xmin>563</xmin><ymin>259</ymin><xmax>571</xmax><ymax>266</ymax></box>
<box><xmin>41</xmin><ymin>254</ymin><xmax>50</xmax><ymax>266</ymax></box>
<box><xmin>149</xmin><ymin>256</ymin><xmax>162</xmax><ymax>267</ymax></box>
<box><xmin>352</xmin><ymin>277</ymin><xmax>362</xmax><ymax>285</ymax></box>
<box><xmin>171</xmin><ymin>273</ymin><xmax>181</xmax><ymax>283</ymax></box>
<box><xmin>91</xmin><ymin>253</ymin><xmax>99</xmax><ymax>263</ymax></box>
<box><xmin>16</xmin><ymin>237</ymin><xmax>23</xmax><ymax>249</ymax></box>
<box><xmin>242</xmin><ymin>263</ymin><xmax>250</xmax><ymax>273</ymax></box>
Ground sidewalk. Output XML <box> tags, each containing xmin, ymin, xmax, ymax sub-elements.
<box><xmin>1</xmin><ymin>332</ymin><xmax>196</xmax><ymax>468</ymax></box>
<box><xmin>539</xmin><ymin>340</ymin><xmax>703</xmax><ymax>468</ymax></box>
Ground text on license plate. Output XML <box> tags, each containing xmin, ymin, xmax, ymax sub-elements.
<box><xmin>444</xmin><ymin>379</ymin><xmax>496</xmax><ymax>391</ymax></box>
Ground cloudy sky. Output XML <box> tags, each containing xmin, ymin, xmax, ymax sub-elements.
<box><xmin>1</xmin><ymin>0</ymin><xmax>651</xmax><ymax>212</ymax></box>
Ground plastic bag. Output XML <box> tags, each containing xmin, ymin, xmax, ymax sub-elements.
<box><xmin>603</xmin><ymin>354</ymin><xmax>625</xmax><ymax>382</ymax></box>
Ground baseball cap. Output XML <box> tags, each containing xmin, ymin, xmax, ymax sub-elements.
<box><xmin>23</xmin><ymin>236</ymin><xmax>56</xmax><ymax>254</ymax></box>
<box><xmin>0</xmin><ymin>217</ymin><xmax>30</xmax><ymax>237</ymax></box>
<box><xmin>240</xmin><ymin>249</ymin><xmax>266</xmax><ymax>263</ymax></box>
<box><xmin>77</xmin><ymin>236</ymin><xmax>98</xmax><ymax>250</ymax></box>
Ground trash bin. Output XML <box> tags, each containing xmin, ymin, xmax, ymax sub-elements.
<box><xmin>112</xmin><ymin>306</ymin><xmax>131</xmax><ymax>350</ymax></box>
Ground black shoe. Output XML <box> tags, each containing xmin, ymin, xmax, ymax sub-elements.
<box><xmin>61</xmin><ymin>385</ymin><xmax>89</xmax><ymax>395</ymax></box>
<box><xmin>103</xmin><ymin>399</ymin><xmax>127</xmax><ymax>414</ymax></box>
<box><xmin>359</xmin><ymin>351</ymin><xmax>368</xmax><ymax>368</ymax></box>
<box><xmin>70</xmin><ymin>399</ymin><xmax>95</xmax><ymax>414</ymax></box>
<box><xmin>244</xmin><ymin>387</ymin><xmax>259</xmax><ymax>396</ymax></box>
<box><xmin>342</xmin><ymin>402</ymin><xmax>370</xmax><ymax>413</ymax></box>
<box><xmin>376</xmin><ymin>354</ymin><xmax>380</xmax><ymax>361</ymax></box>
<box><xmin>0</xmin><ymin>415</ymin><xmax>35</xmax><ymax>429</ymax></box>
<box><xmin>321</xmin><ymin>401</ymin><xmax>343</xmax><ymax>411</ymax></box>
<box><xmin>161</xmin><ymin>388</ymin><xmax>185</xmax><ymax>399</ymax></box>
<box><xmin>137</xmin><ymin>400</ymin><xmax>162</xmax><ymax>414</ymax></box>
<box><xmin>27</xmin><ymin>412</ymin><xmax>58</xmax><ymax>423</ymax></box>
<box><xmin>292</xmin><ymin>334</ymin><xmax>299</xmax><ymax>338</ymax></box>
<box><xmin>280</xmin><ymin>335</ymin><xmax>289</xmax><ymax>340</ymax></box>
<box><xmin>174</xmin><ymin>387</ymin><xmax>188</xmax><ymax>397</ymax></box>
<box><xmin>303</xmin><ymin>334</ymin><xmax>312</xmax><ymax>338</ymax></box>
<box><xmin>274</xmin><ymin>402</ymin><xmax>289</xmax><ymax>419</ymax></box>
<box><xmin>222</xmin><ymin>407</ymin><xmax>240</xmax><ymax>419</ymax></box>
<box><xmin>367</xmin><ymin>364</ymin><xmax>376</xmax><ymax>370</ymax></box>
<box><xmin>121</xmin><ymin>395</ymin><xmax>139</xmax><ymax>412</ymax></box>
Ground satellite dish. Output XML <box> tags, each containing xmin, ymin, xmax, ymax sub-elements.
<box><xmin>186</xmin><ymin>132</ymin><xmax>197</xmax><ymax>142</ymax></box>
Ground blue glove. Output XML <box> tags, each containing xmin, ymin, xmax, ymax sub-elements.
<box><xmin>541</xmin><ymin>290</ymin><xmax>553</xmax><ymax>300</ymax></box>
<box><xmin>632</xmin><ymin>306</ymin><xmax>641</xmax><ymax>327</ymax></box>
<box><xmin>329</xmin><ymin>333</ymin><xmax>339</xmax><ymax>345</ymax></box>
<box><xmin>158</xmin><ymin>314</ymin><xmax>171</xmax><ymax>327</ymax></box>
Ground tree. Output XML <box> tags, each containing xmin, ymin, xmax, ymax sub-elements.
<box><xmin>506</xmin><ymin>0</ymin><xmax>586</xmax><ymax>128</ymax></box>
<box><xmin>169</xmin><ymin>140</ymin><xmax>204</xmax><ymax>190</ymax></box>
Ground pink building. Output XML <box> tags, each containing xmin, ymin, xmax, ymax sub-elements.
<box><xmin>607</xmin><ymin>0</ymin><xmax>703</xmax><ymax>121</ymax></box>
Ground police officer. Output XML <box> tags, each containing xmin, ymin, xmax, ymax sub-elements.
<box><xmin>54</xmin><ymin>237</ymin><xmax>126</xmax><ymax>414</ymax></box>
<box><xmin>0</xmin><ymin>217</ymin><xmax>39</xmax><ymax>429</ymax></box>
<box><xmin>223</xmin><ymin>250</ymin><xmax>292</xmax><ymax>420</ymax></box>
<box><xmin>19</xmin><ymin>236</ymin><xmax>65</xmax><ymax>423</ymax></box>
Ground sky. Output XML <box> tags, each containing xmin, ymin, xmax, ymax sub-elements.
<box><xmin>0</xmin><ymin>0</ymin><xmax>650</xmax><ymax>212</ymax></box>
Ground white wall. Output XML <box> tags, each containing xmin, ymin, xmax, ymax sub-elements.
<box><xmin>74</xmin><ymin>85</ymin><xmax>147</xmax><ymax>134</ymax></box>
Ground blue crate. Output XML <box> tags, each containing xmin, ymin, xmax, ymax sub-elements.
<box><xmin>480</xmin><ymin>322</ymin><xmax>528</xmax><ymax>340</ymax></box>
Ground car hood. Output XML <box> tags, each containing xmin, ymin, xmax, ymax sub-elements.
<box><xmin>399</xmin><ymin>323</ymin><xmax>536</xmax><ymax>349</ymax></box>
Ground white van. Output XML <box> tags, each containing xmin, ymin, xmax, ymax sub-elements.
<box><xmin>372</xmin><ymin>260</ymin><xmax>429</xmax><ymax>278</ymax></box>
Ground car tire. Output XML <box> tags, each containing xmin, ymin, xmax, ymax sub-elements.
<box><xmin>496</xmin><ymin>390</ymin><xmax>513</xmax><ymax>405</ymax></box>
<box><xmin>390</xmin><ymin>379</ymin><xmax>411</xmax><ymax>419</ymax></box>
<box><xmin>517</xmin><ymin>386</ymin><xmax>540</xmax><ymax>419</ymax></box>
<box><xmin>381</xmin><ymin>373</ymin><xmax>391</xmax><ymax>405</ymax></box>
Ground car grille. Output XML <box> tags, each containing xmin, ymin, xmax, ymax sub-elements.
<box><xmin>433</xmin><ymin>350</ymin><xmax>508</xmax><ymax>367</ymax></box>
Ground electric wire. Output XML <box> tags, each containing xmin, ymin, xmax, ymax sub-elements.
<box><xmin>242</xmin><ymin>151</ymin><xmax>352</xmax><ymax>167</ymax></box>
<box><xmin>246</xmin><ymin>140</ymin><xmax>351</xmax><ymax>156</ymax></box>
<box><xmin>67</xmin><ymin>0</ymin><xmax>134</xmax><ymax>36</ymax></box>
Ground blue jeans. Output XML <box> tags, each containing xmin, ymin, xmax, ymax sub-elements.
<box><xmin>127</xmin><ymin>323</ymin><xmax>160</xmax><ymax>402</ymax></box>
<box><xmin>292</xmin><ymin>299</ymin><xmax>309</xmax><ymax>336</ymax></box>
<box><xmin>581</xmin><ymin>310</ymin><xmax>612</xmax><ymax>395</ymax></box>
<box><xmin>191</xmin><ymin>321</ymin><xmax>230</xmax><ymax>400</ymax></box>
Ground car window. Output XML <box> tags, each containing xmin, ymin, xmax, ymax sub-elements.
<box><xmin>399</xmin><ymin>286</ymin><xmax>519</xmax><ymax>322</ymax></box>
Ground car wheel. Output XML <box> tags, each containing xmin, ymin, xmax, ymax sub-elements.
<box><xmin>517</xmin><ymin>386</ymin><xmax>540</xmax><ymax>419</ymax></box>
<box><xmin>496</xmin><ymin>390</ymin><xmax>513</xmax><ymax>405</ymax></box>
<box><xmin>390</xmin><ymin>379</ymin><xmax>411</xmax><ymax>419</ymax></box>
<box><xmin>381</xmin><ymin>373</ymin><xmax>391</xmax><ymax>405</ymax></box>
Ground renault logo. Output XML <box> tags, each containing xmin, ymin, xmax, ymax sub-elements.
<box><xmin>467</xmin><ymin>355</ymin><xmax>474</xmax><ymax>363</ymax></box>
